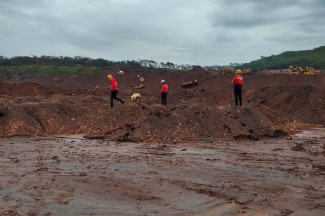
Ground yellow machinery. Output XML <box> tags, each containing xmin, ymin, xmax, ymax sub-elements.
<box><xmin>303</xmin><ymin>67</ymin><xmax>315</xmax><ymax>75</ymax></box>
<box><xmin>286</xmin><ymin>65</ymin><xmax>314</xmax><ymax>75</ymax></box>
<box><xmin>222</xmin><ymin>67</ymin><xmax>235</xmax><ymax>74</ymax></box>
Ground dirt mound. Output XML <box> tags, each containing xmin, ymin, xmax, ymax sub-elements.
<box><xmin>0</xmin><ymin>71</ymin><xmax>324</xmax><ymax>141</ymax></box>
<box><xmin>252</xmin><ymin>85</ymin><xmax>324</xmax><ymax>124</ymax></box>
<box><xmin>0</xmin><ymin>93</ymin><xmax>283</xmax><ymax>142</ymax></box>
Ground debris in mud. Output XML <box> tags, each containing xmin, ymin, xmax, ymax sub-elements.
<box><xmin>83</xmin><ymin>134</ymin><xmax>105</xmax><ymax>140</ymax></box>
<box><xmin>234</xmin><ymin>134</ymin><xmax>259</xmax><ymax>141</ymax></box>
<box><xmin>291</xmin><ymin>143</ymin><xmax>306</xmax><ymax>151</ymax></box>
<box><xmin>234</xmin><ymin>194</ymin><xmax>256</xmax><ymax>205</ymax></box>
<box><xmin>79</xmin><ymin>172</ymin><xmax>88</xmax><ymax>177</ymax></box>
<box><xmin>0</xmin><ymin>111</ymin><xmax>5</xmax><ymax>117</ymax></box>
<box><xmin>273</xmin><ymin>129</ymin><xmax>288</xmax><ymax>137</ymax></box>
<box><xmin>51</xmin><ymin>155</ymin><xmax>59</xmax><ymax>160</ymax></box>
<box><xmin>181</xmin><ymin>80</ymin><xmax>198</xmax><ymax>88</ymax></box>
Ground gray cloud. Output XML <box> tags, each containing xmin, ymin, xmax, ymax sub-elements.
<box><xmin>0</xmin><ymin>0</ymin><xmax>324</xmax><ymax>65</ymax></box>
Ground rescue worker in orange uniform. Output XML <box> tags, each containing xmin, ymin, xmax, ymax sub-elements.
<box><xmin>107</xmin><ymin>74</ymin><xmax>124</xmax><ymax>108</ymax></box>
<box><xmin>160</xmin><ymin>79</ymin><xmax>168</xmax><ymax>105</ymax></box>
<box><xmin>232</xmin><ymin>69</ymin><xmax>244</xmax><ymax>107</ymax></box>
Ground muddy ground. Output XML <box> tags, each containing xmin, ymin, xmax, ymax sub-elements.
<box><xmin>1</xmin><ymin>68</ymin><xmax>324</xmax><ymax>141</ymax></box>
<box><xmin>0</xmin><ymin>127</ymin><xmax>324</xmax><ymax>215</ymax></box>
<box><xmin>0</xmin><ymin>68</ymin><xmax>325</xmax><ymax>215</ymax></box>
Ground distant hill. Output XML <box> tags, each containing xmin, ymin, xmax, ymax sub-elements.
<box><xmin>241</xmin><ymin>46</ymin><xmax>325</xmax><ymax>70</ymax></box>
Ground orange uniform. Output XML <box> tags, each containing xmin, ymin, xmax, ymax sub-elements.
<box><xmin>232</xmin><ymin>74</ymin><xmax>243</xmax><ymax>85</ymax></box>
<box><xmin>232</xmin><ymin>74</ymin><xmax>243</xmax><ymax>107</ymax></box>
<box><xmin>108</xmin><ymin>77</ymin><xmax>118</xmax><ymax>90</ymax></box>
<box><xmin>161</xmin><ymin>83</ymin><xmax>168</xmax><ymax>93</ymax></box>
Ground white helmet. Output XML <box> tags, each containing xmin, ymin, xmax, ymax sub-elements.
<box><xmin>161</xmin><ymin>79</ymin><xmax>165</xmax><ymax>84</ymax></box>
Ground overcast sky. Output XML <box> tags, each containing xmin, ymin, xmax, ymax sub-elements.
<box><xmin>0</xmin><ymin>0</ymin><xmax>324</xmax><ymax>66</ymax></box>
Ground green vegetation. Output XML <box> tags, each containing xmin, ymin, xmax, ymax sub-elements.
<box><xmin>241</xmin><ymin>46</ymin><xmax>325</xmax><ymax>70</ymax></box>
<box><xmin>0</xmin><ymin>46</ymin><xmax>324</xmax><ymax>71</ymax></box>
<box><xmin>0</xmin><ymin>66</ymin><xmax>99</xmax><ymax>74</ymax></box>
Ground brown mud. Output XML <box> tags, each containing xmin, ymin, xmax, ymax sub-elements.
<box><xmin>0</xmin><ymin>68</ymin><xmax>325</xmax><ymax>215</ymax></box>
<box><xmin>1</xmin><ymin>69</ymin><xmax>324</xmax><ymax>142</ymax></box>
<box><xmin>0</xmin><ymin>127</ymin><xmax>324</xmax><ymax>215</ymax></box>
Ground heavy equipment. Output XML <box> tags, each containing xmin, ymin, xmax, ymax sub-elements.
<box><xmin>286</xmin><ymin>65</ymin><xmax>315</xmax><ymax>75</ymax></box>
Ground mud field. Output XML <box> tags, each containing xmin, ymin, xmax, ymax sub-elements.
<box><xmin>0</xmin><ymin>128</ymin><xmax>324</xmax><ymax>215</ymax></box>
<box><xmin>0</xmin><ymin>68</ymin><xmax>325</xmax><ymax>215</ymax></box>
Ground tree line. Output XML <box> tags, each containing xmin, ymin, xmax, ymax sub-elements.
<box><xmin>1</xmin><ymin>46</ymin><xmax>324</xmax><ymax>70</ymax></box>
<box><xmin>0</xmin><ymin>56</ymin><xmax>195</xmax><ymax>70</ymax></box>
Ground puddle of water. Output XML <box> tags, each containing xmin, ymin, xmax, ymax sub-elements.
<box><xmin>284</xmin><ymin>124</ymin><xmax>324</xmax><ymax>135</ymax></box>
<box><xmin>293</xmin><ymin>128</ymin><xmax>325</xmax><ymax>139</ymax></box>
<box><xmin>54</xmin><ymin>134</ymin><xmax>87</xmax><ymax>143</ymax></box>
